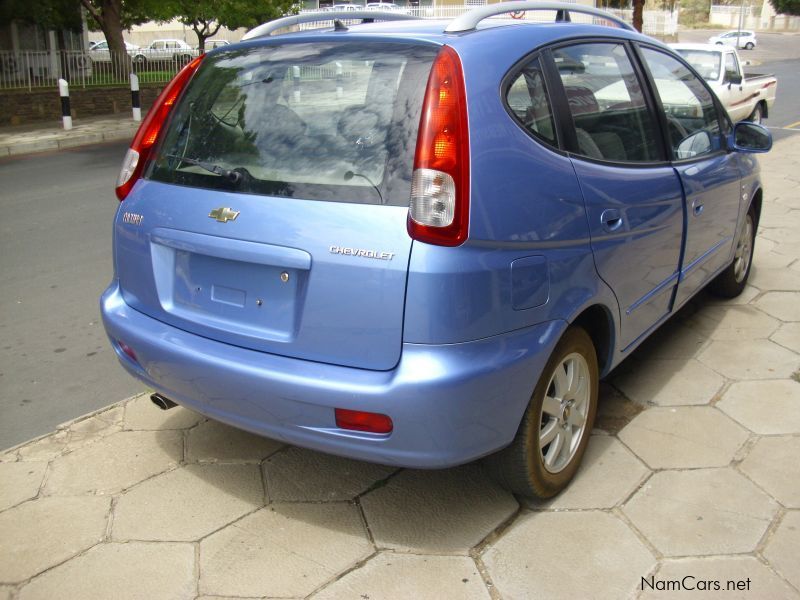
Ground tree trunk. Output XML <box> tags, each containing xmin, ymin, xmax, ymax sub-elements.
<box><xmin>632</xmin><ymin>0</ymin><xmax>645</xmax><ymax>32</ymax></box>
<box><xmin>194</xmin><ymin>20</ymin><xmax>221</xmax><ymax>54</ymax></box>
<box><xmin>81</xmin><ymin>0</ymin><xmax>131</xmax><ymax>77</ymax></box>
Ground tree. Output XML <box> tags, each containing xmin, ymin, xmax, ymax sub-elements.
<box><xmin>770</xmin><ymin>0</ymin><xmax>800</xmax><ymax>14</ymax></box>
<box><xmin>79</xmin><ymin>0</ymin><xmax>157</xmax><ymax>72</ymax></box>
<box><xmin>0</xmin><ymin>0</ymin><xmax>83</xmax><ymax>32</ymax></box>
<box><xmin>157</xmin><ymin>0</ymin><xmax>299</xmax><ymax>53</ymax></box>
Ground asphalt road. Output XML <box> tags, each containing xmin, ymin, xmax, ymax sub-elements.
<box><xmin>0</xmin><ymin>141</ymin><xmax>142</xmax><ymax>449</ymax></box>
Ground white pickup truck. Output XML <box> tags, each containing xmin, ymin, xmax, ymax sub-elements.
<box><xmin>671</xmin><ymin>43</ymin><xmax>777</xmax><ymax>124</ymax></box>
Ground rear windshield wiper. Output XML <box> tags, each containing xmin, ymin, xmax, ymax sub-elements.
<box><xmin>165</xmin><ymin>154</ymin><xmax>242</xmax><ymax>184</ymax></box>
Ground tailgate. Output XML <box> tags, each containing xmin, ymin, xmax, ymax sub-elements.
<box><xmin>114</xmin><ymin>39</ymin><xmax>438</xmax><ymax>370</ymax></box>
<box><xmin>116</xmin><ymin>182</ymin><xmax>412</xmax><ymax>370</ymax></box>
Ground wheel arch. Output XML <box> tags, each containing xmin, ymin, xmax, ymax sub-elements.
<box><xmin>570</xmin><ymin>303</ymin><xmax>616</xmax><ymax>376</ymax></box>
<box><xmin>750</xmin><ymin>187</ymin><xmax>763</xmax><ymax>228</ymax></box>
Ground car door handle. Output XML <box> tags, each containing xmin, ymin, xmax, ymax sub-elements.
<box><xmin>693</xmin><ymin>201</ymin><xmax>704</xmax><ymax>216</ymax></box>
<box><xmin>600</xmin><ymin>209</ymin><xmax>623</xmax><ymax>232</ymax></box>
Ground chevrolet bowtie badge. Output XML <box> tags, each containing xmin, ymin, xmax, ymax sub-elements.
<box><xmin>209</xmin><ymin>207</ymin><xmax>240</xmax><ymax>223</ymax></box>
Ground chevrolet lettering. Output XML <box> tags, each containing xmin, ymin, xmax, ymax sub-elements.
<box><xmin>329</xmin><ymin>246</ymin><xmax>395</xmax><ymax>260</ymax></box>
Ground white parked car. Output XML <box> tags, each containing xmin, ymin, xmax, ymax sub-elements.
<box><xmin>331</xmin><ymin>3</ymin><xmax>363</xmax><ymax>10</ymax></box>
<box><xmin>89</xmin><ymin>41</ymin><xmax>140</xmax><ymax>62</ymax></box>
<box><xmin>133</xmin><ymin>39</ymin><xmax>197</xmax><ymax>65</ymax></box>
<box><xmin>365</xmin><ymin>2</ymin><xmax>403</xmax><ymax>9</ymax></box>
<box><xmin>708</xmin><ymin>30</ymin><xmax>757</xmax><ymax>50</ymax></box>
<box><xmin>672</xmin><ymin>43</ymin><xmax>776</xmax><ymax>123</ymax></box>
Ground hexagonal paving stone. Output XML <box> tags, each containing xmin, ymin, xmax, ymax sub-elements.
<box><xmin>640</xmin><ymin>556</ymin><xmax>798</xmax><ymax>599</ymax></box>
<box><xmin>483</xmin><ymin>511</ymin><xmax>655</xmax><ymax>600</ymax></box>
<box><xmin>698</xmin><ymin>339</ymin><xmax>799</xmax><ymax>380</ymax></box>
<box><xmin>613</xmin><ymin>359</ymin><xmax>723</xmax><ymax>406</ymax></box>
<box><xmin>630</xmin><ymin>322</ymin><xmax>709</xmax><ymax>361</ymax></box>
<box><xmin>123</xmin><ymin>393</ymin><xmax>205</xmax><ymax>431</ymax></box>
<box><xmin>0</xmin><ymin>586</ymin><xmax>11</xmax><ymax>600</ymax></box>
<box><xmin>113</xmin><ymin>463</ymin><xmax>264</xmax><ymax>541</ymax></box>
<box><xmin>15</xmin><ymin>430</ymin><xmax>69</xmax><ymax>462</ymax></box>
<box><xmin>264</xmin><ymin>446</ymin><xmax>396</xmax><ymax>502</ymax></box>
<box><xmin>186</xmin><ymin>420</ymin><xmax>283</xmax><ymax>463</ymax></box>
<box><xmin>750</xmin><ymin>267</ymin><xmax>800</xmax><ymax>292</ymax></box>
<box><xmin>0</xmin><ymin>496</ymin><xmax>110</xmax><ymax>582</ymax></box>
<box><xmin>772</xmin><ymin>322</ymin><xmax>800</xmax><ymax>354</ymax></box>
<box><xmin>755</xmin><ymin>291</ymin><xmax>800</xmax><ymax>322</ymax></box>
<box><xmin>360</xmin><ymin>465</ymin><xmax>517</xmax><ymax>554</ymax></box>
<box><xmin>622</xmin><ymin>469</ymin><xmax>778</xmax><ymax>556</ymax></box>
<box><xmin>17</xmin><ymin>542</ymin><xmax>195</xmax><ymax>600</ymax></box>
<box><xmin>538</xmin><ymin>436</ymin><xmax>649</xmax><ymax>510</ymax></box>
<box><xmin>65</xmin><ymin>406</ymin><xmax>124</xmax><ymax>449</ymax></box>
<box><xmin>618</xmin><ymin>407</ymin><xmax>749</xmax><ymax>469</ymax></box>
<box><xmin>717</xmin><ymin>380</ymin><xmax>800</xmax><ymax>434</ymax></box>
<box><xmin>312</xmin><ymin>553</ymin><xmax>490</xmax><ymax>600</ymax></box>
<box><xmin>763</xmin><ymin>511</ymin><xmax>800</xmax><ymax>591</ymax></box>
<box><xmin>740</xmin><ymin>436</ymin><xmax>800</xmax><ymax>508</ymax></box>
<box><xmin>44</xmin><ymin>430</ymin><xmax>183</xmax><ymax>496</ymax></box>
<box><xmin>200</xmin><ymin>503</ymin><xmax>371</xmax><ymax>598</ymax></box>
<box><xmin>687</xmin><ymin>305</ymin><xmax>779</xmax><ymax>341</ymax></box>
<box><xmin>0</xmin><ymin>461</ymin><xmax>46</xmax><ymax>511</ymax></box>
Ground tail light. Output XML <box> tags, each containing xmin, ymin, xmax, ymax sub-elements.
<box><xmin>115</xmin><ymin>55</ymin><xmax>205</xmax><ymax>201</ymax></box>
<box><xmin>408</xmin><ymin>46</ymin><xmax>470</xmax><ymax>247</ymax></box>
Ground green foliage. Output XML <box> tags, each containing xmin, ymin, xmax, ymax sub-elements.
<box><xmin>154</xmin><ymin>0</ymin><xmax>299</xmax><ymax>51</ymax></box>
<box><xmin>679</xmin><ymin>0</ymin><xmax>711</xmax><ymax>25</ymax></box>
<box><xmin>0</xmin><ymin>0</ymin><xmax>82</xmax><ymax>31</ymax></box>
<box><xmin>770</xmin><ymin>0</ymin><xmax>800</xmax><ymax>15</ymax></box>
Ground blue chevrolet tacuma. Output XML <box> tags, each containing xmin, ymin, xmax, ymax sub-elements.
<box><xmin>102</xmin><ymin>2</ymin><xmax>772</xmax><ymax>498</ymax></box>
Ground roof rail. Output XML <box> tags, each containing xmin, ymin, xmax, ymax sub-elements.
<box><xmin>242</xmin><ymin>10</ymin><xmax>418</xmax><ymax>40</ymax></box>
<box><xmin>444</xmin><ymin>1</ymin><xmax>636</xmax><ymax>34</ymax></box>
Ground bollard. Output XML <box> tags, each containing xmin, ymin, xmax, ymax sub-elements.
<box><xmin>58</xmin><ymin>79</ymin><xmax>72</xmax><ymax>130</ymax></box>
<box><xmin>292</xmin><ymin>65</ymin><xmax>301</xmax><ymax>103</ymax></box>
<box><xmin>130</xmin><ymin>73</ymin><xmax>141</xmax><ymax>122</ymax></box>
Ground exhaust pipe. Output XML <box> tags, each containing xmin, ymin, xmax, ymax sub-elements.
<box><xmin>150</xmin><ymin>393</ymin><xmax>178</xmax><ymax>410</ymax></box>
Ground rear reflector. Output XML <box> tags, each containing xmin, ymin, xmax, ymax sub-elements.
<box><xmin>335</xmin><ymin>408</ymin><xmax>393</xmax><ymax>434</ymax></box>
<box><xmin>408</xmin><ymin>45</ymin><xmax>469</xmax><ymax>247</ymax></box>
<box><xmin>116</xmin><ymin>340</ymin><xmax>139</xmax><ymax>364</ymax></box>
<box><xmin>115</xmin><ymin>55</ymin><xmax>205</xmax><ymax>201</ymax></box>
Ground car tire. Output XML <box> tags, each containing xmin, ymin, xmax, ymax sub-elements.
<box><xmin>748</xmin><ymin>103</ymin><xmax>763</xmax><ymax>124</ymax></box>
<box><xmin>485</xmin><ymin>326</ymin><xmax>598</xmax><ymax>499</ymax></box>
<box><xmin>133</xmin><ymin>55</ymin><xmax>147</xmax><ymax>67</ymax></box>
<box><xmin>708</xmin><ymin>207</ymin><xmax>756</xmax><ymax>298</ymax></box>
<box><xmin>745</xmin><ymin>42</ymin><xmax>754</xmax><ymax>50</ymax></box>
<box><xmin>715</xmin><ymin>41</ymin><xmax>724</xmax><ymax>45</ymax></box>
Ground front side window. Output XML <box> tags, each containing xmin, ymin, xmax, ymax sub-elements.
<box><xmin>640</xmin><ymin>47</ymin><xmax>723</xmax><ymax>160</ymax></box>
<box><xmin>505</xmin><ymin>56</ymin><xmax>557</xmax><ymax>146</ymax></box>
<box><xmin>724</xmin><ymin>52</ymin><xmax>739</xmax><ymax>82</ymax></box>
<box><xmin>552</xmin><ymin>43</ymin><xmax>661</xmax><ymax>163</ymax></box>
<box><xmin>149</xmin><ymin>42</ymin><xmax>437</xmax><ymax>205</ymax></box>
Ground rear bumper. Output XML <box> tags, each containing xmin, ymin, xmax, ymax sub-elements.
<box><xmin>101</xmin><ymin>281</ymin><xmax>565</xmax><ymax>468</ymax></box>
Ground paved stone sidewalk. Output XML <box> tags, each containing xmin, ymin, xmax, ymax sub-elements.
<box><xmin>0</xmin><ymin>139</ymin><xmax>798</xmax><ymax>599</ymax></box>
<box><xmin>0</xmin><ymin>114</ymin><xmax>138</xmax><ymax>157</ymax></box>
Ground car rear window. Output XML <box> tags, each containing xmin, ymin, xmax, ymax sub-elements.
<box><xmin>148</xmin><ymin>42</ymin><xmax>438</xmax><ymax>206</ymax></box>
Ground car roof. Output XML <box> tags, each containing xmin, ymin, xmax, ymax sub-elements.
<box><xmin>236</xmin><ymin>18</ymin><xmax>657</xmax><ymax>48</ymax></box>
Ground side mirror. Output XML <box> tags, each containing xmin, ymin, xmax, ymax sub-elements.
<box><xmin>730</xmin><ymin>121</ymin><xmax>772</xmax><ymax>153</ymax></box>
<box><xmin>726</xmin><ymin>73</ymin><xmax>743</xmax><ymax>85</ymax></box>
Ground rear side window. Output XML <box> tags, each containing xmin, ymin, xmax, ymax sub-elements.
<box><xmin>148</xmin><ymin>42</ymin><xmax>437</xmax><ymax>205</ymax></box>
<box><xmin>505</xmin><ymin>57</ymin><xmax>557</xmax><ymax>146</ymax></box>
<box><xmin>552</xmin><ymin>43</ymin><xmax>661</xmax><ymax>163</ymax></box>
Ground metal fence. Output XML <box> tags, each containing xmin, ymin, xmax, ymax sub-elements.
<box><xmin>0</xmin><ymin>50</ymin><xmax>193</xmax><ymax>91</ymax></box>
